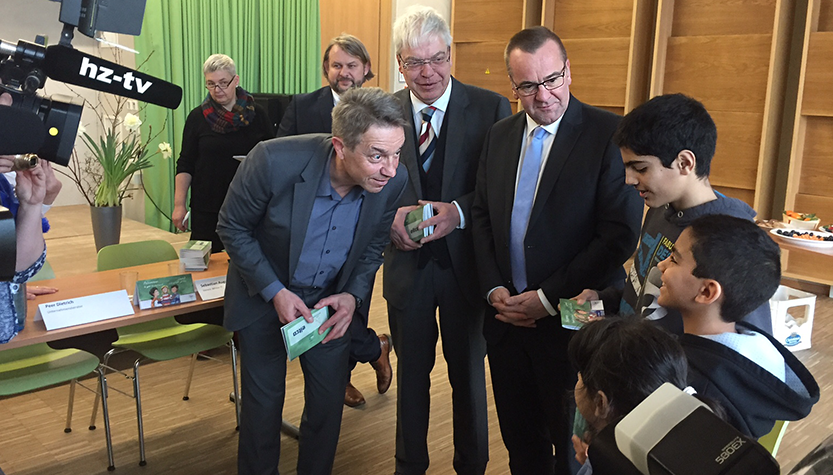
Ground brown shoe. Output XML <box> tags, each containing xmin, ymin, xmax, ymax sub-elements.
<box><xmin>370</xmin><ymin>333</ymin><xmax>393</xmax><ymax>394</ymax></box>
<box><xmin>344</xmin><ymin>382</ymin><xmax>365</xmax><ymax>407</ymax></box>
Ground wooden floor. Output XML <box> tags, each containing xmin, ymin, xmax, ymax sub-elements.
<box><xmin>2</xmin><ymin>206</ymin><xmax>832</xmax><ymax>474</ymax></box>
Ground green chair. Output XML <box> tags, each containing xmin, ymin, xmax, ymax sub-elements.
<box><xmin>0</xmin><ymin>343</ymin><xmax>115</xmax><ymax>471</ymax></box>
<box><xmin>92</xmin><ymin>240</ymin><xmax>239</xmax><ymax>466</ymax></box>
<box><xmin>30</xmin><ymin>259</ymin><xmax>55</xmax><ymax>282</ymax></box>
<box><xmin>759</xmin><ymin>420</ymin><xmax>789</xmax><ymax>457</ymax></box>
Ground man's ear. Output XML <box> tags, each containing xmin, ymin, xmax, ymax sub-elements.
<box><xmin>594</xmin><ymin>390</ymin><xmax>612</xmax><ymax>421</ymax></box>
<box><xmin>332</xmin><ymin>136</ymin><xmax>346</xmax><ymax>159</ymax></box>
<box><xmin>676</xmin><ymin>150</ymin><xmax>697</xmax><ymax>176</ymax></box>
<box><xmin>695</xmin><ymin>278</ymin><xmax>722</xmax><ymax>305</ymax></box>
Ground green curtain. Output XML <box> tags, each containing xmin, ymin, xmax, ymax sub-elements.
<box><xmin>135</xmin><ymin>0</ymin><xmax>320</xmax><ymax>230</ymax></box>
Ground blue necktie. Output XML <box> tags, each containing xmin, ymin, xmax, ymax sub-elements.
<box><xmin>510</xmin><ymin>126</ymin><xmax>548</xmax><ymax>292</ymax></box>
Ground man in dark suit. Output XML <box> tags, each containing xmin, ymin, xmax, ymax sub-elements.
<box><xmin>277</xmin><ymin>34</ymin><xmax>393</xmax><ymax>409</ymax></box>
<box><xmin>277</xmin><ymin>34</ymin><xmax>374</xmax><ymax>137</ymax></box>
<box><xmin>471</xmin><ymin>27</ymin><xmax>642</xmax><ymax>475</ymax></box>
<box><xmin>217</xmin><ymin>88</ymin><xmax>408</xmax><ymax>475</ymax></box>
<box><xmin>383</xmin><ymin>7</ymin><xmax>512</xmax><ymax>475</ymax></box>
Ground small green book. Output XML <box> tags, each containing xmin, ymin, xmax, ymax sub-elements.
<box><xmin>559</xmin><ymin>299</ymin><xmax>605</xmax><ymax>330</ymax></box>
<box><xmin>281</xmin><ymin>307</ymin><xmax>331</xmax><ymax>360</ymax></box>
<box><xmin>405</xmin><ymin>204</ymin><xmax>435</xmax><ymax>242</ymax></box>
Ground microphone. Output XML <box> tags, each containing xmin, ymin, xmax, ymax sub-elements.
<box><xmin>42</xmin><ymin>44</ymin><xmax>183</xmax><ymax>109</ymax></box>
<box><xmin>0</xmin><ymin>105</ymin><xmax>46</xmax><ymax>155</ymax></box>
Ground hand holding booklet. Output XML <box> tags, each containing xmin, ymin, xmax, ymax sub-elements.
<box><xmin>559</xmin><ymin>298</ymin><xmax>605</xmax><ymax>330</ymax></box>
<box><xmin>405</xmin><ymin>203</ymin><xmax>435</xmax><ymax>242</ymax></box>
<box><xmin>281</xmin><ymin>307</ymin><xmax>331</xmax><ymax>360</ymax></box>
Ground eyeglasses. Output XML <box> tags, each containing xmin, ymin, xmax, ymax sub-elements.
<box><xmin>398</xmin><ymin>49</ymin><xmax>450</xmax><ymax>70</ymax></box>
<box><xmin>511</xmin><ymin>65</ymin><xmax>567</xmax><ymax>97</ymax></box>
<box><xmin>205</xmin><ymin>75</ymin><xmax>237</xmax><ymax>91</ymax></box>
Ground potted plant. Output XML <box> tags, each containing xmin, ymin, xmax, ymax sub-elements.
<box><xmin>59</xmin><ymin>93</ymin><xmax>171</xmax><ymax>251</ymax></box>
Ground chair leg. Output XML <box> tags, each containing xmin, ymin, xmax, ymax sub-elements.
<box><xmin>65</xmin><ymin>379</ymin><xmax>77</xmax><ymax>433</ymax></box>
<box><xmin>97</xmin><ymin>367</ymin><xmax>116</xmax><ymax>471</ymax></box>
<box><xmin>183</xmin><ymin>353</ymin><xmax>198</xmax><ymax>401</ymax></box>
<box><xmin>230</xmin><ymin>339</ymin><xmax>240</xmax><ymax>430</ymax></box>
<box><xmin>91</xmin><ymin>348</ymin><xmax>118</xmax><ymax>430</ymax></box>
<box><xmin>133</xmin><ymin>359</ymin><xmax>147</xmax><ymax>466</ymax></box>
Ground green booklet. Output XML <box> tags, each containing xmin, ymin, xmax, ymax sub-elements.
<box><xmin>405</xmin><ymin>204</ymin><xmax>435</xmax><ymax>242</ymax></box>
<box><xmin>135</xmin><ymin>274</ymin><xmax>196</xmax><ymax>309</ymax></box>
<box><xmin>559</xmin><ymin>299</ymin><xmax>605</xmax><ymax>330</ymax></box>
<box><xmin>281</xmin><ymin>307</ymin><xmax>331</xmax><ymax>360</ymax></box>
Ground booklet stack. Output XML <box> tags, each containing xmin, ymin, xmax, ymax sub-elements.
<box><xmin>179</xmin><ymin>240</ymin><xmax>211</xmax><ymax>271</ymax></box>
<box><xmin>405</xmin><ymin>203</ymin><xmax>435</xmax><ymax>242</ymax></box>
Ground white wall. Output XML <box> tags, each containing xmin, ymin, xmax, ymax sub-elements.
<box><xmin>389</xmin><ymin>0</ymin><xmax>452</xmax><ymax>92</ymax></box>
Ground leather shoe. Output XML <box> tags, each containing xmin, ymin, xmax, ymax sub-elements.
<box><xmin>344</xmin><ymin>382</ymin><xmax>365</xmax><ymax>407</ymax></box>
<box><xmin>370</xmin><ymin>333</ymin><xmax>393</xmax><ymax>394</ymax></box>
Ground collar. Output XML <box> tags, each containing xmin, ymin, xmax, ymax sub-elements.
<box><xmin>331</xmin><ymin>88</ymin><xmax>341</xmax><ymax>107</ymax></box>
<box><xmin>410</xmin><ymin>79</ymin><xmax>453</xmax><ymax>115</ymax></box>
<box><xmin>524</xmin><ymin>112</ymin><xmax>562</xmax><ymax>137</ymax></box>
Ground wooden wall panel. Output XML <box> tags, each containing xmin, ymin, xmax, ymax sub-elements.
<box><xmin>453</xmin><ymin>0</ymin><xmax>525</xmax><ymax>42</ymax></box>
<box><xmin>819</xmin><ymin>0</ymin><xmax>833</xmax><ymax>30</ymax></box>
<box><xmin>801</xmin><ymin>32</ymin><xmax>833</xmax><ymax>116</ymax></box>
<box><xmin>709</xmin><ymin>111</ymin><xmax>764</xmax><ymax>189</ymax></box>
<box><xmin>319</xmin><ymin>0</ymin><xmax>389</xmax><ymax>89</ymax></box>
<box><xmin>552</xmin><ymin>0</ymin><xmax>634</xmax><ymax>38</ymax></box>
<box><xmin>794</xmin><ymin>194</ymin><xmax>833</xmax><ymax>224</ymax></box>
<box><xmin>671</xmin><ymin>0</ymin><xmax>777</xmax><ymax>36</ymax></box>
<box><xmin>453</xmin><ymin>42</ymin><xmax>514</xmax><ymax>102</ymax></box>
<box><xmin>562</xmin><ymin>38</ymin><xmax>629</xmax><ymax>107</ymax></box>
<box><xmin>663</xmin><ymin>35</ymin><xmax>772</xmax><ymax>113</ymax></box>
<box><xmin>797</xmin><ymin>116</ymin><xmax>833</xmax><ymax>196</ymax></box>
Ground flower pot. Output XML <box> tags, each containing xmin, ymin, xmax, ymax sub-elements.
<box><xmin>90</xmin><ymin>205</ymin><xmax>123</xmax><ymax>252</ymax></box>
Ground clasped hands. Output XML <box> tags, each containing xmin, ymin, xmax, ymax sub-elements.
<box><xmin>272</xmin><ymin>288</ymin><xmax>355</xmax><ymax>343</ymax></box>
<box><xmin>389</xmin><ymin>200</ymin><xmax>460</xmax><ymax>251</ymax></box>
<box><xmin>489</xmin><ymin>287</ymin><xmax>549</xmax><ymax>328</ymax></box>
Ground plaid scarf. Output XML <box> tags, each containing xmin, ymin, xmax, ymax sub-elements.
<box><xmin>201</xmin><ymin>86</ymin><xmax>256</xmax><ymax>134</ymax></box>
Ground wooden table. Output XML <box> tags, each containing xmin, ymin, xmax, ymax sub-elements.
<box><xmin>3</xmin><ymin>253</ymin><xmax>228</xmax><ymax>351</ymax></box>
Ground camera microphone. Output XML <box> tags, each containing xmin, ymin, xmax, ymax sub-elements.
<box><xmin>42</xmin><ymin>44</ymin><xmax>183</xmax><ymax>109</ymax></box>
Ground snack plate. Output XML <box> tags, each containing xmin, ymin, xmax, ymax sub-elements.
<box><xmin>771</xmin><ymin>228</ymin><xmax>833</xmax><ymax>249</ymax></box>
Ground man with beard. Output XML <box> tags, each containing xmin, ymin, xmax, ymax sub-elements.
<box><xmin>278</xmin><ymin>34</ymin><xmax>393</xmax><ymax>409</ymax></box>
<box><xmin>278</xmin><ymin>34</ymin><xmax>375</xmax><ymax>136</ymax></box>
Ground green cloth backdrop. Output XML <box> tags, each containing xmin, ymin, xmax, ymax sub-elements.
<box><xmin>134</xmin><ymin>0</ymin><xmax>321</xmax><ymax>230</ymax></box>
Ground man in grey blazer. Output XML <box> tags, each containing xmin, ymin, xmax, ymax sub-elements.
<box><xmin>383</xmin><ymin>7</ymin><xmax>512</xmax><ymax>475</ymax></box>
<box><xmin>277</xmin><ymin>34</ymin><xmax>394</xmax><ymax>409</ymax></box>
<box><xmin>218</xmin><ymin>88</ymin><xmax>408</xmax><ymax>475</ymax></box>
<box><xmin>472</xmin><ymin>27</ymin><xmax>642</xmax><ymax>474</ymax></box>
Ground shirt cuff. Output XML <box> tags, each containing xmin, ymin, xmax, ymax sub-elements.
<box><xmin>260</xmin><ymin>280</ymin><xmax>286</xmax><ymax>303</ymax></box>
<box><xmin>486</xmin><ymin>286</ymin><xmax>505</xmax><ymax>304</ymax></box>
<box><xmin>537</xmin><ymin>289</ymin><xmax>557</xmax><ymax>316</ymax></box>
<box><xmin>42</xmin><ymin>203</ymin><xmax>52</xmax><ymax>215</ymax></box>
<box><xmin>452</xmin><ymin>200</ymin><xmax>466</xmax><ymax>229</ymax></box>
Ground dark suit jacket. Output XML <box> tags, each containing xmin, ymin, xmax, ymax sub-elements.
<box><xmin>383</xmin><ymin>78</ymin><xmax>512</xmax><ymax>309</ymax></box>
<box><xmin>471</xmin><ymin>95</ymin><xmax>642</xmax><ymax>343</ymax></box>
<box><xmin>217</xmin><ymin>134</ymin><xmax>408</xmax><ymax>331</ymax></box>
<box><xmin>276</xmin><ymin>86</ymin><xmax>334</xmax><ymax>137</ymax></box>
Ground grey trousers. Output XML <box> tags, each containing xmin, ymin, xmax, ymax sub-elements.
<box><xmin>237</xmin><ymin>294</ymin><xmax>350</xmax><ymax>475</ymax></box>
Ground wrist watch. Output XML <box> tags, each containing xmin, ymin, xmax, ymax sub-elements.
<box><xmin>352</xmin><ymin>293</ymin><xmax>363</xmax><ymax>310</ymax></box>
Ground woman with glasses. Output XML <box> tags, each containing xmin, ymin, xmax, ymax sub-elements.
<box><xmin>173</xmin><ymin>54</ymin><xmax>274</xmax><ymax>253</ymax></box>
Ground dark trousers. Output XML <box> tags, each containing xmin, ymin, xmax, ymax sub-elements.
<box><xmin>190</xmin><ymin>209</ymin><xmax>224</xmax><ymax>253</ymax></box>
<box><xmin>487</xmin><ymin>321</ymin><xmax>580</xmax><ymax>475</ymax></box>
<box><xmin>348</xmin><ymin>287</ymin><xmax>381</xmax><ymax>373</ymax></box>
<box><xmin>236</xmin><ymin>288</ymin><xmax>350</xmax><ymax>475</ymax></box>
<box><xmin>387</xmin><ymin>262</ymin><xmax>488</xmax><ymax>475</ymax></box>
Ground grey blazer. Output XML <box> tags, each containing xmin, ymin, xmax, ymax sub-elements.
<box><xmin>217</xmin><ymin>134</ymin><xmax>407</xmax><ymax>331</ymax></box>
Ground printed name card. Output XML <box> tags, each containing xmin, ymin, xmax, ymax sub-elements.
<box><xmin>194</xmin><ymin>275</ymin><xmax>226</xmax><ymax>301</ymax></box>
<box><xmin>36</xmin><ymin>290</ymin><xmax>135</xmax><ymax>331</ymax></box>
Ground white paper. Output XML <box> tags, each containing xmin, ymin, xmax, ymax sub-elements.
<box><xmin>194</xmin><ymin>275</ymin><xmax>226</xmax><ymax>301</ymax></box>
<box><xmin>36</xmin><ymin>290</ymin><xmax>135</xmax><ymax>331</ymax></box>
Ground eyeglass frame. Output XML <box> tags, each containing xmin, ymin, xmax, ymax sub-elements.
<box><xmin>510</xmin><ymin>65</ymin><xmax>567</xmax><ymax>97</ymax></box>
<box><xmin>205</xmin><ymin>75</ymin><xmax>237</xmax><ymax>91</ymax></box>
<box><xmin>398</xmin><ymin>48</ymin><xmax>451</xmax><ymax>71</ymax></box>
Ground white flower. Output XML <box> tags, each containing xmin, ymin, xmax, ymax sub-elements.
<box><xmin>158</xmin><ymin>142</ymin><xmax>172</xmax><ymax>159</ymax></box>
<box><xmin>77</xmin><ymin>124</ymin><xmax>87</xmax><ymax>137</ymax></box>
<box><xmin>123</xmin><ymin>113</ymin><xmax>142</xmax><ymax>132</ymax></box>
